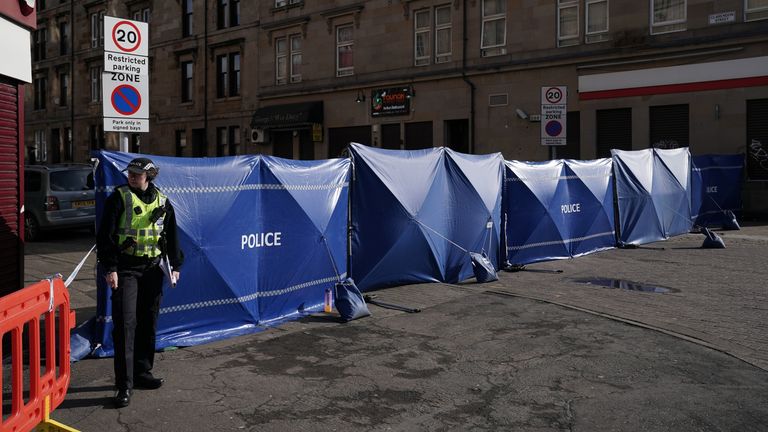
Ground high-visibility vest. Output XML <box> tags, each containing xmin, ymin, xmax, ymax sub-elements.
<box><xmin>116</xmin><ymin>185</ymin><xmax>168</xmax><ymax>258</ymax></box>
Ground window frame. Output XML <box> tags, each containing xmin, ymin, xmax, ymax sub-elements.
<box><xmin>414</xmin><ymin>9</ymin><xmax>431</xmax><ymax>66</ymax></box>
<box><xmin>745</xmin><ymin>0</ymin><xmax>768</xmax><ymax>21</ymax></box>
<box><xmin>289</xmin><ymin>34</ymin><xmax>302</xmax><ymax>83</ymax></box>
<box><xmin>336</xmin><ymin>24</ymin><xmax>354</xmax><ymax>77</ymax></box>
<box><xmin>34</xmin><ymin>76</ymin><xmax>47</xmax><ymax>111</ymax></box>
<box><xmin>216</xmin><ymin>54</ymin><xmax>228</xmax><ymax>98</ymax></box>
<box><xmin>557</xmin><ymin>0</ymin><xmax>579</xmax><ymax>47</ymax></box>
<box><xmin>90</xmin><ymin>66</ymin><xmax>102</xmax><ymax>103</ymax></box>
<box><xmin>480</xmin><ymin>0</ymin><xmax>506</xmax><ymax>54</ymax></box>
<box><xmin>229</xmin><ymin>52</ymin><xmax>241</xmax><ymax>97</ymax></box>
<box><xmin>650</xmin><ymin>0</ymin><xmax>687</xmax><ymax>34</ymax></box>
<box><xmin>59</xmin><ymin>21</ymin><xmax>68</xmax><ymax>55</ymax></box>
<box><xmin>181</xmin><ymin>60</ymin><xmax>194</xmax><ymax>102</ymax></box>
<box><xmin>58</xmin><ymin>72</ymin><xmax>68</xmax><ymax>107</ymax></box>
<box><xmin>585</xmin><ymin>0</ymin><xmax>610</xmax><ymax>43</ymax></box>
<box><xmin>182</xmin><ymin>0</ymin><xmax>194</xmax><ymax>37</ymax></box>
<box><xmin>33</xmin><ymin>27</ymin><xmax>47</xmax><ymax>61</ymax></box>
<box><xmin>90</xmin><ymin>11</ymin><xmax>105</xmax><ymax>48</ymax></box>
<box><xmin>434</xmin><ymin>5</ymin><xmax>452</xmax><ymax>64</ymax></box>
<box><xmin>275</xmin><ymin>36</ymin><xmax>288</xmax><ymax>85</ymax></box>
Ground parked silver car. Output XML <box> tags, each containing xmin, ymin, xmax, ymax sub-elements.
<box><xmin>24</xmin><ymin>164</ymin><xmax>95</xmax><ymax>241</ymax></box>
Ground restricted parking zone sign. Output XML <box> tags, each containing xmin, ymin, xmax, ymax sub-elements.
<box><xmin>103</xmin><ymin>16</ymin><xmax>149</xmax><ymax>132</ymax></box>
<box><xmin>541</xmin><ymin>86</ymin><xmax>567</xmax><ymax>146</ymax></box>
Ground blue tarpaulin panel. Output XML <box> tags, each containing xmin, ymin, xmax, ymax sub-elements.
<box><xmin>691</xmin><ymin>154</ymin><xmax>743</xmax><ymax>227</ymax></box>
<box><xmin>72</xmin><ymin>151</ymin><xmax>349</xmax><ymax>360</ymax></box>
<box><xmin>504</xmin><ymin>159</ymin><xmax>615</xmax><ymax>265</ymax></box>
<box><xmin>350</xmin><ymin>143</ymin><xmax>503</xmax><ymax>291</ymax></box>
<box><xmin>612</xmin><ymin>148</ymin><xmax>693</xmax><ymax>246</ymax></box>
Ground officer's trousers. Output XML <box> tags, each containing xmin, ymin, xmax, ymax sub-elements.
<box><xmin>111</xmin><ymin>261</ymin><xmax>163</xmax><ymax>391</ymax></box>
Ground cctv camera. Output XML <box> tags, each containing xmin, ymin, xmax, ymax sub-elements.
<box><xmin>515</xmin><ymin>108</ymin><xmax>529</xmax><ymax>120</ymax></box>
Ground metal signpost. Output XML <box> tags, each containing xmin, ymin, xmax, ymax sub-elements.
<box><xmin>541</xmin><ymin>86</ymin><xmax>567</xmax><ymax>159</ymax></box>
<box><xmin>103</xmin><ymin>16</ymin><xmax>149</xmax><ymax>151</ymax></box>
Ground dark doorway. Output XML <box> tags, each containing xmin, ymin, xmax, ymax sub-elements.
<box><xmin>272</xmin><ymin>131</ymin><xmax>294</xmax><ymax>159</ymax></box>
<box><xmin>50</xmin><ymin>128</ymin><xmax>61</xmax><ymax>163</ymax></box>
<box><xmin>596</xmin><ymin>108</ymin><xmax>632</xmax><ymax>158</ymax></box>
<box><xmin>192</xmin><ymin>128</ymin><xmax>207</xmax><ymax>157</ymax></box>
<box><xmin>299</xmin><ymin>129</ymin><xmax>314</xmax><ymax>160</ymax></box>
<box><xmin>747</xmin><ymin>98</ymin><xmax>768</xmax><ymax>181</ymax></box>
<box><xmin>328</xmin><ymin>126</ymin><xmax>371</xmax><ymax>158</ymax></box>
<box><xmin>404</xmin><ymin>121</ymin><xmax>433</xmax><ymax>150</ymax></box>
<box><xmin>649</xmin><ymin>104</ymin><xmax>689</xmax><ymax>149</ymax></box>
<box><xmin>445</xmin><ymin>119</ymin><xmax>469</xmax><ymax>153</ymax></box>
<box><xmin>381</xmin><ymin>123</ymin><xmax>401</xmax><ymax>150</ymax></box>
<box><xmin>130</xmin><ymin>134</ymin><xmax>141</xmax><ymax>153</ymax></box>
<box><xmin>556</xmin><ymin>111</ymin><xmax>581</xmax><ymax>160</ymax></box>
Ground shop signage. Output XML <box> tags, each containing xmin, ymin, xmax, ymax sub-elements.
<box><xmin>371</xmin><ymin>87</ymin><xmax>411</xmax><ymax>117</ymax></box>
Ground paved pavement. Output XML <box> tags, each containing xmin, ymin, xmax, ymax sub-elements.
<box><xmin>16</xmin><ymin>224</ymin><xmax>768</xmax><ymax>431</ymax></box>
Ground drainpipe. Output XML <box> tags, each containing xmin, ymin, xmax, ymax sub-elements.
<box><xmin>462</xmin><ymin>0</ymin><xmax>476</xmax><ymax>154</ymax></box>
<box><xmin>70</xmin><ymin>0</ymin><xmax>75</xmax><ymax>160</ymax></box>
<box><xmin>204</xmin><ymin>0</ymin><xmax>209</xmax><ymax>149</ymax></box>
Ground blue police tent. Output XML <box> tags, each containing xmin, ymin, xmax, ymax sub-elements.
<box><xmin>691</xmin><ymin>154</ymin><xmax>743</xmax><ymax>228</ymax></box>
<box><xmin>72</xmin><ymin>151</ymin><xmax>349</xmax><ymax>359</ymax></box>
<box><xmin>612</xmin><ymin>148</ymin><xmax>693</xmax><ymax>246</ymax></box>
<box><xmin>350</xmin><ymin>143</ymin><xmax>503</xmax><ymax>291</ymax></box>
<box><xmin>504</xmin><ymin>158</ymin><xmax>615</xmax><ymax>265</ymax></box>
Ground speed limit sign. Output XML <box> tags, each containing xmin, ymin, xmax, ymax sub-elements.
<box><xmin>104</xmin><ymin>16</ymin><xmax>148</xmax><ymax>56</ymax></box>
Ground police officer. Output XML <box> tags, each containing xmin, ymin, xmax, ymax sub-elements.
<box><xmin>97</xmin><ymin>157</ymin><xmax>183</xmax><ymax>408</ymax></box>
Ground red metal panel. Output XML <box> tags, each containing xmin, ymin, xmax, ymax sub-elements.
<box><xmin>0</xmin><ymin>78</ymin><xmax>21</xmax><ymax>294</ymax></box>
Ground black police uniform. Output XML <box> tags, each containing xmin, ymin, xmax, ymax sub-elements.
<box><xmin>96</xmin><ymin>181</ymin><xmax>183</xmax><ymax>397</ymax></box>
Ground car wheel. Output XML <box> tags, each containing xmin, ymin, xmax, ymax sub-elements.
<box><xmin>25</xmin><ymin>214</ymin><xmax>40</xmax><ymax>242</ymax></box>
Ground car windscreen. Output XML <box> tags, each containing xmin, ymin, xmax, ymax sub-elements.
<box><xmin>50</xmin><ymin>170</ymin><xmax>94</xmax><ymax>192</ymax></box>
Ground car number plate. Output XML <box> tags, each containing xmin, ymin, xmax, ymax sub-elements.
<box><xmin>72</xmin><ymin>200</ymin><xmax>95</xmax><ymax>208</ymax></box>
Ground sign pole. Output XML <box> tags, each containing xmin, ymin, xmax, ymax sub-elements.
<box><xmin>120</xmin><ymin>132</ymin><xmax>129</xmax><ymax>152</ymax></box>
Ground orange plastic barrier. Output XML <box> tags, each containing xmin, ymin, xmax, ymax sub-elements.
<box><xmin>1</xmin><ymin>276</ymin><xmax>75</xmax><ymax>432</ymax></box>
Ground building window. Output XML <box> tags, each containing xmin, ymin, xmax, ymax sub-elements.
<box><xmin>33</xmin><ymin>27</ymin><xmax>47</xmax><ymax>61</ymax></box>
<box><xmin>91</xmin><ymin>11</ymin><xmax>105</xmax><ymax>48</ymax></box>
<box><xmin>275</xmin><ymin>0</ymin><xmax>302</xmax><ymax>7</ymax></box>
<box><xmin>414</xmin><ymin>9</ymin><xmax>430</xmax><ymax>66</ymax></box>
<box><xmin>90</xmin><ymin>66</ymin><xmax>102</xmax><ymax>102</ymax></box>
<box><xmin>290</xmin><ymin>35</ymin><xmax>302</xmax><ymax>83</ymax></box>
<box><xmin>59</xmin><ymin>21</ymin><xmax>69</xmax><ymax>55</ymax></box>
<box><xmin>175</xmin><ymin>130</ymin><xmax>187</xmax><ymax>157</ymax></box>
<box><xmin>216</xmin><ymin>126</ymin><xmax>228</xmax><ymax>156</ymax></box>
<box><xmin>276</xmin><ymin>37</ymin><xmax>287</xmax><ymax>85</ymax></box>
<box><xmin>216</xmin><ymin>52</ymin><xmax>240</xmax><ymax>98</ymax></box>
<box><xmin>34</xmin><ymin>76</ymin><xmax>47</xmax><ymax>110</ymax></box>
<box><xmin>481</xmin><ymin>0</ymin><xmax>506</xmax><ymax>56</ymax></box>
<box><xmin>275</xmin><ymin>35</ymin><xmax>302</xmax><ymax>84</ymax></box>
<box><xmin>558</xmin><ymin>0</ymin><xmax>579</xmax><ymax>47</ymax></box>
<box><xmin>59</xmin><ymin>72</ymin><xmax>68</xmax><ymax>107</ymax></box>
<box><xmin>181</xmin><ymin>61</ymin><xmax>194</xmax><ymax>102</ymax></box>
<box><xmin>745</xmin><ymin>0</ymin><xmax>768</xmax><ymax>21</ymax></box>
<box><xmin>182</xmin><ymin>0</ymin><xmax>194</xmax><ymax>37</ymax></box>
<box><xmin>217</xmin><ymin>0</ymin><xmax>240</xmax><ymax>29</ymax></box>
<box><xmin>336</xmin><ymin>24</ymin><xmax>354</xmax><ymax>77</ymax></box>
<box><xmin>435</xmin><ymin>5</ymin><xmax>451</xmax><ymax>63</ymax></box>
<box><xmin>217</xmin><ymin>55</ymin><xmax>227</xmax><ymax>98</ymax></box>
<box><xmin>586</xmin><ymin>0</ymin><xmax>609</xmax><ymax>43</ymax></box>
<box><xmin>651</xmin><ymin>0</ymin><xmax>686</xmax><ymax>34</ymax></box>
<box><xmin>36</xmin><ymin>0</ymin><xmax>45</xmax><ymax>11</ymax></box>
<box><xmin>132</xmin><ymin>8</ymin><xmax>150</xmax><ymax>23</ymax></box>
<box><xmin>229</xmin><ymin>126</ymin><xmax>240</xmax><ymax>155</ymax></box>
<box><xmin>89</xmin><ymin>124</ymin><xmax>104</xmax><ymax>151</ymax></box>
<box><xmin>64</xmin><ymin>128</ymin><xmax>73</xmax><ymax>161</ymax></box>
<box><xmin>34</xmin><ymin>130</ymin><xmax>47</xmax><ymax>162</ymax></box>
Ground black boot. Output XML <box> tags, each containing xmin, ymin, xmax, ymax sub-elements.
<box><xmin>134</xmin><ymin>373</ymin><xmax>164</xmax><ymax>389</ymax></box>
<box><xmin>115</xmin><ymin>389</ymin><xmax>131</xmax><ymax>408</ymax></box>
